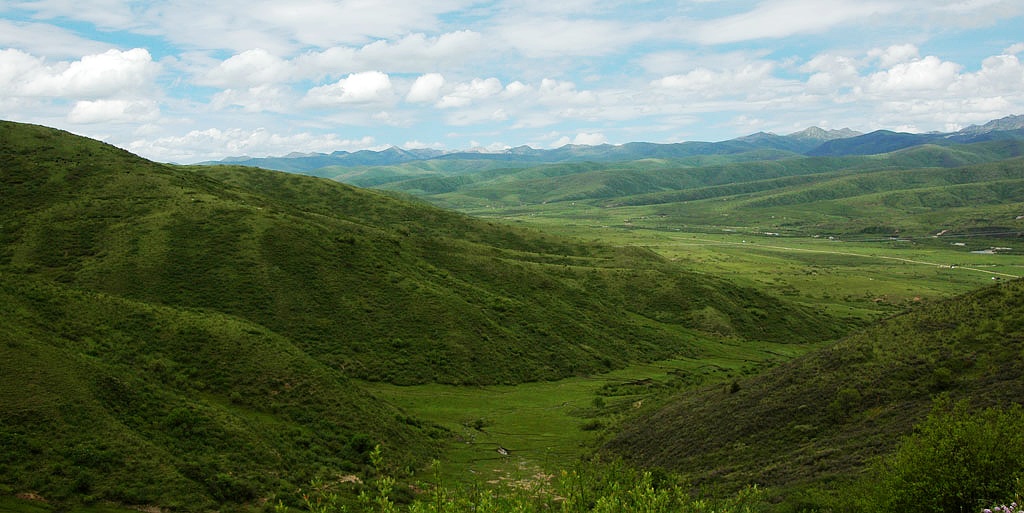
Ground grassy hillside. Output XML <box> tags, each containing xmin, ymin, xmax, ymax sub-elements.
<box><xmin>0</xmin><ymin>120</ymin><xmax>860</xmax><ymax>509</ymax></box>
<box><xmin>606</xmin><ymin>278</ymin><xmax>1024</xmax><ymax>497</ymax></box>
<box><xmin>0</xmin><ymin>271</ymin><xmax>440</xmax><ymax>510</ymax></box>
<box><xmin>1</xmin><ymin>121</ymin><xmax>845</xmax><ymax>386</ymax></box>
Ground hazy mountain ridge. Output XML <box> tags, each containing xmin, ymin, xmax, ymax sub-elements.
<box><xmin>200</xmin><ymin>115</ymin><xmax>1023</xmax><ymax>172</ymax></box>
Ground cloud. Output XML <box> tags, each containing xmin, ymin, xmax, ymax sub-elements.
<box><xmin>10</xmin><ymin>0</ymin><xmax>477</xmax><ymax>55</ymax></box>
<box><xmin>302</xmin><ymin>71</ymin><xmax>394</xmax><ymax>106</ymax></box>
<box><xmin>549</xmin><ymin>132</ymin><xmax>607</xmax><ymax>147</ymax></box>
<box><xmin>869</xmin><ymin>44</ymin><xmax>921</xmax><ymax>69</ymax></box>
<box><xmin>0</xmin><ymin>48</ymin><xmax>158</xmax><ymax>99</ymax></box>
<box><xmin>406</xmin><ymin>73</ymin><xmax>445</xmax><ymax>103</ymax></box>
<box><xmin>651</xmin><ymin>62</ymin><xmax>777</xmax><ymax>98</ymax></box>
<box><xmin>402</xmin><ymin>139</ymin><xmax>445</xmax><ymax>150</ymax></box>
<box><xmin>445</xmin><ymin>107</ymin><xmax>510</xmax><ymax>126</ymax></box>
<box><xmin>437</xmin><ymin>77</ymin><xmax>503</xmax><ymax>108</ymax></box>
<box><xmin>536</xmin><ymin>79</ymin><xmax>597</xmax><ymax>105</ymax></box>
<box><xmin>126</xmin><ymin>126</ymin><xmax>380</xmax><ymax>162</ymax></box>
<box><xmin>503</xmin><ymin>81</ymin><xmax>530</xmax><ymax>97</ymax></box>
<box><xmin>572</xmin><ymin>132</ymin><xmax>607</xmax><ymax>145</ymax></box>
<box><xmin>1006</xmin><ymin>42</ymin><xmax>1024</xmax><ymax>55</ymax></box>
<box><xmin>953</xmin><ymin>53</ymin><xmax>1024</xmax><ymax>96</ymax></box>
<box><xmin>494</xmin><ymin>17</ymin><xmax>654</xmax><ymax>57</ymax></box>
<box><xmin>926</xmin><ymin>0</ymin><xmax>1024</xmax><ymax>29</ymax></box>
<box><xmin>0</xmin><ymin>19</ymin><xmax>113</xmax><ymax>57</ymax></box>
<box><xmin>295</xmin><ymin>30</ymin><xmax>487</xmax><ymax>78</ymax></box>
<box><xmin>801</xmin><ymin>54</ymin><xmax>860</xmax><ymax>93</ymax></box>
<box><xmin>211</xmin><ymin>85</ymin><xmax>294</xmax><ymax>113</ymax></box>
<box><xmin>67</xmin><ymin>99</ymin><xmax>160</xmax><ymax>124</ymax></box>
<box><xmin>864</xmin><ymin>56</ymin><xmax>962</xmax><ymax>94</ymax></box>
<box><xmin>10</xmin><ymin>0</ymin><xmax>145</xmax><ymax>31</ymax></box>
<box><xmin>693</xmin><ymin>0</ymin><xmax>896</xmax><ymax>44</ymax></box>
<box><xmin>353</xmin><ymin>30</ymin><xmax>487</xmax><ymax>71</ymax></box>
<box><xmin>199</xmin><ymin>48</ymin><xmax>293</xmax><ymax>87</ymax></box>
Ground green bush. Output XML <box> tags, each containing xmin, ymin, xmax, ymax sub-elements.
<box><xmin>862</xmin><ymin>398</ymin><xmax>1024</xmax><ymax>513</ymax></box>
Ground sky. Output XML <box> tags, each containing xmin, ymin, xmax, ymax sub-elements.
<box><xmin>1</xmin><ymin>1</ymin><xmax>1023</xmax><ymax>163</ymax></box>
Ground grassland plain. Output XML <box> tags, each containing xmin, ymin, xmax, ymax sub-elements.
<box><xmin>0</xmin><ymin>120</ymin><xmax>857</xmax><ymax>510</ymax></box>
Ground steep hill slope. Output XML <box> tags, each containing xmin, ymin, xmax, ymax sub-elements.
<box><xmin>606</xmin><ymin>278</ymin><xmax>1024</xmax><ymax>494</ymax></box>
<box><xmin>0</xmin><ymin>271</ymin><xmax>438</xmax><ymax>509</ymax></box>
<box><xmin>0</xmin><ymin>120</ymin><xmax>859</xmax><ymax>509</ymax></box>
<box><xmin>0</xmin><ymin>121</ymin><xmax>846</xmax><ymax>386</ymax></box>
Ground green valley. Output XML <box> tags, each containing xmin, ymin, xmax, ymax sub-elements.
<box><xmin>4</xmin><ymin>118</ymin><xmax>1024</xmax><ymax>513</ymax></box>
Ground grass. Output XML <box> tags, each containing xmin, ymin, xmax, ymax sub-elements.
<box><xmin>0</xmin><ymin>120</ymin><xmax>853</xmax><ymax>510</ymax></box>
<box><xmin>5</xmin><ymin>119</ymin><xmax>1024</xmax><ymax>512</ymax></box>
<box><xmin>607</xmin><ymin>277</ymin><xmax>1024</xmax><ymax>503</ymax></box>
<box><xmin>363</xmin><ymin>338</ymin><xmax>818</xmax><ymax>488</ymax></box>
<box><xmin>0</xmin><ymin>497</ymin><xmax>140</xmax><ymax>513</ymax></box>
<box><xmin>3</xmin><ymin>120</ymin><xmax>844</xmax><ymax>390</ymax></box>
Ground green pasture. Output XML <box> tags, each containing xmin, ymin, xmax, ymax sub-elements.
<box><xmin>362</xmin><ymin>337</ymin><xmax>815</xmax><ymax>486</ymax></box>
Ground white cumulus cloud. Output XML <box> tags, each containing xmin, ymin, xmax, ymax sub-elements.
<box><xmin>67</xmin><ymin>99</ymin><xmax>160</xmax><ymax>124</ymax></box>
<box><xmin>801</xmin><ymin>54</ymin><xmax>860</xmax><ymax>93</ymax></box>
<box><xmin>127</xmin><ymin>126</ymin><xmax>380</xmax><ymax>163</ymax></box>
<box><xmin>865</xmin><ymin>56</ymin><xmax>962</xmax><ymax>94</ymax></box>
<box><xmin>652</xmin><ymin>62</ymin><xmax>777</xmax><ymax>98</ymax></box>
<box><xmin>437</xmin><ymin>77</ymin><xmax>503</xmax><ymax>108</ymax></box>
<box><xmin>572</xmin><ymin>132</ymin><xmax>607</xmax><ymax>145</ymax></box>
<box><xmin>0</xmin><ymin>48</ymin><xmax>158</xmax><ymax>99</ymax></box>
<box><xmin>406</xmin><ymin>73</ymin><xmax>445</xmax><ymax>103</ymax></box>
<box><xmin>303</xmin><ymin>71</ymin><xmax>394</xmax><ymax>106</ymax></box>
<box><xmin>200</xmin><ymin>48</ymin><xmax>293</xmax><ymax>87</ymax></box>
<box><xmin>537</xmin><ymin>79</ymin><xmax>597</xmax><ymax>105</ymax></box>
<box><xmin>869</xmin><ymin>44</ymin><xmax>921</xmax><ymax>69</ymax></box>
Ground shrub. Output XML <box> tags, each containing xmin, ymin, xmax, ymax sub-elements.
<box><xmin>864</xmin><ymin>398</ymin><xmax>1024</xmax><ymax>513</ymax></box>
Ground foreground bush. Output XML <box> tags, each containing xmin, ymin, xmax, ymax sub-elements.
<box><xmin>860</xmin><ymin>399</ymin><xmax>1024</xmax><ymax>513</ymax></box>
<box><xmin>296</xmin><ymin>449</ymin><xmax>768</xmax><ymax>513</ymax></box>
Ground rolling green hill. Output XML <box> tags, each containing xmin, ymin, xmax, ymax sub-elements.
<box><xmin>396</xmin><ymin>140</ymin><xmax>1024</xmax><ymax>243</ymax></box>
<box><xmin>0</xmin><ymin>271</ymin><xmax>438</xmax><ymax>510</ymax></box>
<box><xmin>1</xmin><ymin>121</ymin><xmax>844</xmax><ymax>386</ymax></box>
<box><xmin>377</xmin><ymin>140</ymin><xmax>1024</xmax><ymax>210</ymax></box>
<box><xmin>606</xmin><ymin>278</ymin><xmax>1024</xmax><ymax>497</ymax></box>
<box><xmin>0</xmin><ymin>120</ymin><xmax>854</xmax><ymax>509</ymax></box>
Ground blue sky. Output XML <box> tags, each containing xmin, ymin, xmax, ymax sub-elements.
<box><xmin>1</xmin><ymin>0</ymin><xmax>1023</xmax><ymax>163</ymax></box>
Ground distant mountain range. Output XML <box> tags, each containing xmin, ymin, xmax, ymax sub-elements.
<box><xmin>201</xmin><ymin>115</ymin><xmax>1024</xmax><ymax>172</ymax></box>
